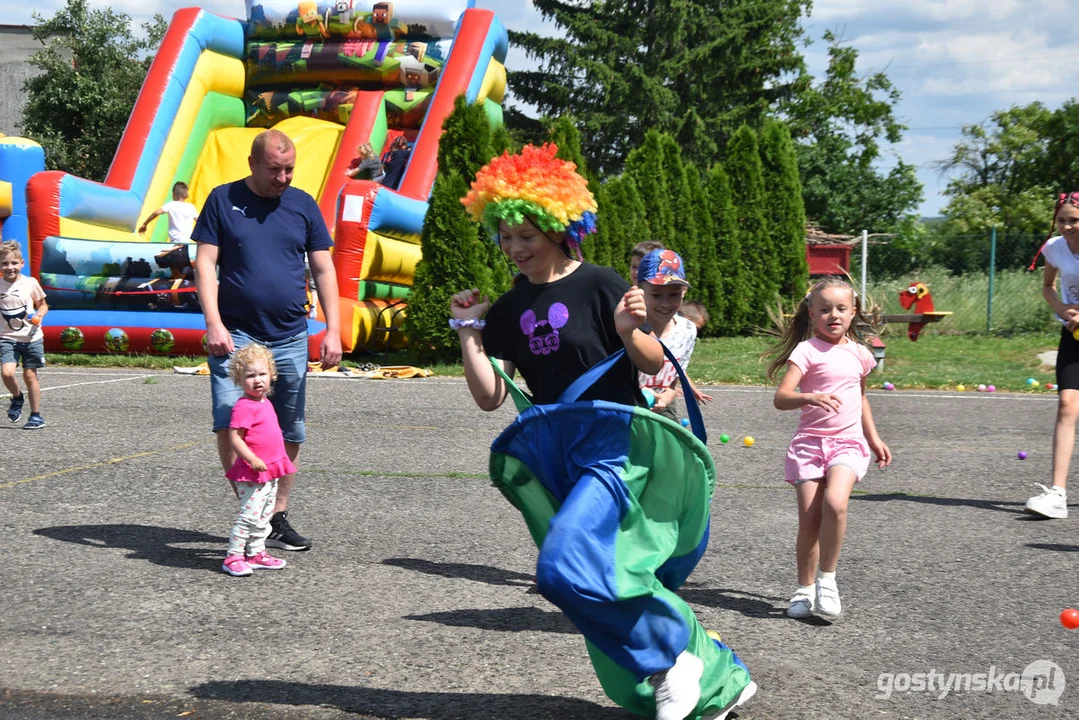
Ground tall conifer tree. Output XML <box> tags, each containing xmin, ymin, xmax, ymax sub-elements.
<box><xmin>726</xmin><ymin>125</ymin><xmax>777</xmax><ymax>328</ymax></box>
<box><xmin>660</xmin><ymin>134</ymin><xmax>699</xmax><ymax>288</ymax></box>
<box><xmin>686</xmin><ymin>164</ymin><xmax>721</xmax><ymax>334</ymax></box>
<box><xmin>626</xmin><ymin>130</ymin><xmax>675</xmax><ymax>248</ymax></box>
<box><xmin>707</xmin><ymin>163</ymin><xmax>748</xmax><ymax>334</ymax></box>
<box><xmin>507</xmin><ymin>0</ymin><xmax>811</xmax><ymax>174</ymax></box>
<box><xmin>760</xmin><ymin>119</ymin><xmax>809</xmax><ymax>299</ymax></box>
<box><xmin>405</xmin><ymin>96</ymin><xmax>499</xmax><ymax>361</ymax></box>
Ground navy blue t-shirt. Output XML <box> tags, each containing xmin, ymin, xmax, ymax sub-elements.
<box><xmin>192</xmin><ymin>180</ymin><xmax>333</xmax><ymax>341</ymax></box>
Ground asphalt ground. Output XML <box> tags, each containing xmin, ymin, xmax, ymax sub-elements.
<box><xmin>1</xmin><ymin>368</ymin><xmax>1077</xmax><ymax>719</ymax></box>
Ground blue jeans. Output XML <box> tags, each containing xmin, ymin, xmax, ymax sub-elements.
<box><xmin>0</xmin><ymin>339</ymin><xmax>45</xmax><ymax>369</ymax></box>
<box><xmin>209</xmin><ymin>330</ymin><xmax>308</xmax><ymax>444</ymax></box>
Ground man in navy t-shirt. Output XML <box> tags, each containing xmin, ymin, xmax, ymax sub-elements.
<box><xmin>193</xmin><ymin>129</ymin><xmax>341</xmax><ymax>554</ymax></box>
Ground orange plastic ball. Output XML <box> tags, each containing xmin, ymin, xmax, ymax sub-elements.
<box><xmin>1062</xmin><ymin>608</ymin><xmax>1079</xmax><ymax>630</ymax></box>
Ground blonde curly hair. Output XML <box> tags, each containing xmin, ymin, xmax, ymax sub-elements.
<box><xmin>229</xmin><ymin>343</ymin><xmax>277</xmax><ymax>394</ymax></box>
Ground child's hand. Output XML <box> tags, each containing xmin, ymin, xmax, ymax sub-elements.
<box><xmin>250</xmin><ymin>456</ymin><xmax>267</xmax><ymax>472</ymax></box>
<box><xmin>806</xmin><ymin>392</ymin><xmax>842</xmax><ymax>412</ymax></box>
<box><xmin>870</xmin><ymin>438</ymin><xmax>892</xmax><ymax>468</ymax></box>
<box><xmin>693</xmin><ymin>388</ymin><xmax>713</xmax><ymax>403</ymax></box>
<box><xmin>450</xmin><ymin>288</ymin><xmax>490</xmax><ymax>320</ymax></box>
<box><xmin>615</xmin><ymin>287</ymin><xmax>647</xmax><ymax>335</ymax></box>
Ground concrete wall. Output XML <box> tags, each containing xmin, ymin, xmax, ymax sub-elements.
<box><xmin>0</xmin><ymin>25</ymin><xmax>41</xmax><ymax>136</ymax></box>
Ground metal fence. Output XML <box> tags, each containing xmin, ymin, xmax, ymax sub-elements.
<box><xmin>846</xmin><ymin>230</ymin><xmax>1054</xmax><ymax>337</ymax></box>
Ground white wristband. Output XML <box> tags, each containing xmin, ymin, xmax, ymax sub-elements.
<box><xmin>449</xmin><ymin>318</ymin><xmax>486</xmax><ymax>330</ymax></box>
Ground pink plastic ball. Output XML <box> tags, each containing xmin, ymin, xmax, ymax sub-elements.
<box><xmin>987</xmin><ymin>385</ymin><xmax>996</xmax><ymax>393</ymax></box>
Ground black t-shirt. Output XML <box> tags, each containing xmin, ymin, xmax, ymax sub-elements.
<box><xmin>483</xmin><ymin>263</ymin><xmax>646</xmax><ymax>407</ymax></box>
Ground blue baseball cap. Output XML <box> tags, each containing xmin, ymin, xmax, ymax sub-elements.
<box><xmin>637</xmin><ymin>249</ymin><xmax>689</xmax><ymax>286</ymax></box>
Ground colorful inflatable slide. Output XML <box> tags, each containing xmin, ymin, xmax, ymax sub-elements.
<box><xmin>1</xmin><ymin>0</ymin><xmax>507</xmax><ymax>356</ymax></box>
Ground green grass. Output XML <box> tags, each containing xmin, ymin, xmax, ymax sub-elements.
<box><xmin>689</xmin><ymin>332</ymin><xmax>1060</xmax><ymax>392</ymax></box>
<box><xmin>50</xmin><ymin>331</ymin><xmax>1062</xmax><ymax>393</ymax></box>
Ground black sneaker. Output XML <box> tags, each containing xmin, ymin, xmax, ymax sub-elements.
<box><xmin>266</xmin><ymin>511</ymin><xmax>311</xmax><ymax>551</ymax></box>
<box><xmin>8</xmin><ymin>394</ymin><xmax>24</xmax><ymax>423</ymax></box>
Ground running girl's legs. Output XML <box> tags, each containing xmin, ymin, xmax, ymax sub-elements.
<box><xmin>818</xmin><ymin>465</ymin><xmax>858</xmax><ymax>573</ymax></box>
<box><xmin>794</xmin><ymin>479</ymin><xmax>825</xmax><ymax>587</ymax></box>
<box><xmin>1050</xmin><ymin>389</ymin><xmax>1079</xmax><ymax>489</ymax></box>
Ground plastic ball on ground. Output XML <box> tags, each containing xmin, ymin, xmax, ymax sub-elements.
<box><xmin>743</xmin><ymin>436</ymin><xmax>755</xmax><ymax>447</ymax></box>
<box><xmin>956</xmin><ymin>384</ymin><xmax>966</xmax><ymax>392</ymax></box>
<box><xmin>680</xmin><ymin>418</ymin><xmax>690</xmax><ymax>427</ymax></box>
<box><xmin>719</xmin><ymin>433</ymin><xmax>730</xmax><ymax>444</ymax></box>
<box><xmin>977</xmin><ymin>384</ymin><xmax>987</xmax><ymax>392</ymax></box>
<box><xmin>1017</xmin><ymin>451</ymin><xmax>1028</xmax><ymax>460</ymax></box>
<box><xmin>1062</xmin><ymin>608</ymin><xmax>1079</xmax><ymax>630</ymax></box>
<box><xmin>883</xmin><ymin>382</ymin><xmax>895</xmax><ymax>391</ymax></box>
<box><xmin>987</xmin><ymin>385</ymin><xmax>996</xmax><ymax>392</ymax></box>
<box><xmin>1047</xmin><ymin>383</ymin><xmax>1057</xmax><ymax>390</ymax></box>
<box><xmin>1027</xmin><ymin>377</ymin><xmax>1036</xmax><ymax>385</ymax></box>
<box><xmin>1031</xmin><ymin>380</ymin><xmax>1040</xmax><ymax>388</ymax></box>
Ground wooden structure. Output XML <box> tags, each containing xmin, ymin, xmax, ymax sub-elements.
<box><xmin>805</xmin><ymin>224</ymin><xmax>858</xmax><ymax>276</ymax></box>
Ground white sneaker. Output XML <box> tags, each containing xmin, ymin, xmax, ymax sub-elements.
<box><xmin>703</xmin><ymin>681</ymin><xmax>758</xmax><ymax>720</ymax></box>
<box><xmin>816</xmin><ymin>576</ymin><xmax>842</xmax><ymax>618</ymax></box>
<box><xmin>650</xmin><ymin>651</ymin><xmax>704</xmax><ymax>720</ymax></box>
<box><xmin>786</xmin><ymin>585</ymin><xmax>815</xmax><ymax>618</ymax></box>
<box><xmin>1025</xmin><ymin>484</ymin><xmax>1068</xmax><ymax>519</ymax></box>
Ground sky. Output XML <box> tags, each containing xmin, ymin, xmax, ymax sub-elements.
<box><xmin>3</xmin><ymin>0</ymin><xmax>1075</xmax><ymax>221</ymax></box>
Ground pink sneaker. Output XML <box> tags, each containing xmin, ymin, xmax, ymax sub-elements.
<box><xmin>245</xmin><ymin>551</ymin><xmax>287</xmax><ymax>570</ymax></box>
<box><xmin>222</xmin><ymin>554</ymin><xmax>253</xmax><ymax>577</ymax></box>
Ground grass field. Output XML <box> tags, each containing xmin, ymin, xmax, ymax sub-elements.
<box><xmin>48</xmin><ymin>330</ymin><xmax>1062</xmax><ymax>393</ymax></box>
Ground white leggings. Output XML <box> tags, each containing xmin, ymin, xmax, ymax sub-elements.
<box><xmin>228</xmin><ymin>480</ymin><xmax>278</xmax><ymax>556</ymax></box>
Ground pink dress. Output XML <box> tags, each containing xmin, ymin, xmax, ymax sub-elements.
<box><xmin>225</xmin><ymin>396</ymin><xmax>297</xmax><ymax>483</ymax></box>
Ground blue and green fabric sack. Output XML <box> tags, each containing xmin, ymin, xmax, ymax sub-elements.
<box><xmin>488</xmin><ymin>348</ymin><xmax>753</xmax><ymax>718</ymax></box>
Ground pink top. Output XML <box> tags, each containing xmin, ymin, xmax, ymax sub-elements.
<box><xmin>787</xmin><ymin>337</ymin><xmax>876</xmax><ymax>438</ymax></box>
<box><xmin>225</xmin><ymin>396</ymin><xmax>297</xmax><ymax>483</ymax></box>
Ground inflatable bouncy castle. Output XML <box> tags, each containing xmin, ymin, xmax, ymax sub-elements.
<box><xmin>1</xmin><ymin>1</ymin><xmax>507</xmax><ymax>356</ymax></box>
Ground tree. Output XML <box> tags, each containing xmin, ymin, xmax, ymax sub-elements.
<box><xmin>706</xmin><ymin>162</ymin><xmax>747</xmax><ymax>334</ymax></box>
<box><xmin>660</xmin><ymin>134</ymin><xmax>699</xmax><ymax>285</ymax></box>
<box><xmin>725</xmin><ymin>125</ymin><xmax>776</xmax><ymax>329</ymax></box>
<box><xmin>759</xmin><ymin>119</ymin><xmax>808</xmax><ymax>299</ymax></box>
<box><xmin>685</xmin><ymin>163</ymin><xmax>721</xmax><ymax>334</ymax></box>
<box><xmin>597</xmin><ymin>174</ymin><xmax>649</xmax><ymax>277</ymax></box>
<box><xmin>625</xmin><ymin>130</ymin><xmax>674</xmax><ymax>247</ymax></box>
<box><xmin>20</xmin><ymin>0</ymin><xmax>166</xmax><ymax>181</ymax></box>
<box><xmin>782</xmin><ymin>31</ymin><xmax>922</xmax><ymax>236</ymax></box>
<box><xmin>1042</xmin><ymin>100</ymin><xmax>1079</xmax><ymax>192</ymax></box>
<box><xmin>935</xmin><ymin>103</ymin><xmax>1054</xmax><ymax>273</ymax></box>
<box><xmin>405</xmin><ymin>97</ymin><xmax>501</xmax><ymax>361</ymax></box>
<box><xmin>507</xmin><ymin>0</ymin><xmax>811</xmax><ymax>175</ymax></box>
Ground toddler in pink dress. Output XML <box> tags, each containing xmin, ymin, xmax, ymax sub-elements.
<box><xmin>221</xmin><ymin>343</ymin><xmax>295</xmax><ymax>577</ymax></box>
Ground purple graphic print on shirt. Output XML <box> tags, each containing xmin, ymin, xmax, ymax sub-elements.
<box><xmin>521</xmin><ymin>303</ymin><xmax>569</xmax><ymax>355</ymax></box>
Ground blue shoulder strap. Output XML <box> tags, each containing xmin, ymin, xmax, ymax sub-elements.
<box><xmin>558</xmin><ymin>343</ymin><xmax>708</xmax><ymax>444</ymax></box>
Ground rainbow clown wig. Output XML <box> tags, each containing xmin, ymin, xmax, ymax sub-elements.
<box><xmin>461</xmin><ymin>143</ymin><xmax>598</xmax><ymax>259</ymax></box>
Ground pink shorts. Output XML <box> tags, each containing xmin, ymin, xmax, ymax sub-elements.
<box><xmin>785</xmin><ymin>434</ymin><xmax>871</xmax><ymax>485</ymax></box>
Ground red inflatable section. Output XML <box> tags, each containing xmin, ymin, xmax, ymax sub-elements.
<box><xmin>397</xmin><ymin>8</ymin><xmax>494</xmax><ymax>200</ymax></box>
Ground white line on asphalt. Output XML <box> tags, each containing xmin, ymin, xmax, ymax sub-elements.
<box><xmin>2</xmin><ymin>374</ymin><xmax>155</xmax><ymax>398</ymax></box>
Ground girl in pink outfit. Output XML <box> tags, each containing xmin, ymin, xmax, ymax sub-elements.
<box><xmin>766</xmin><ymin>278</ymin><xmax>892</xmax><ymax>620</ymax></box>
<box><xmin>221</xmin><ymin>343</ymin><xmax>294</xmax><ymax>577</ymax></box>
